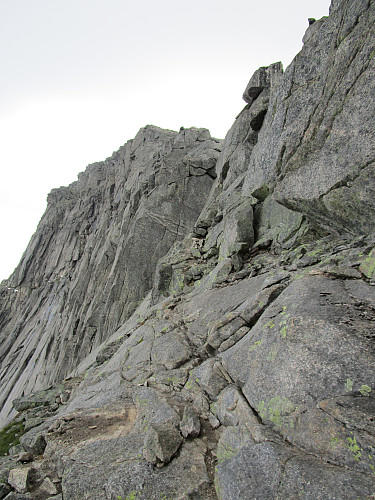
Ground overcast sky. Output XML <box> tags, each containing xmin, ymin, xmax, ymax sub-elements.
<box><xmin>0</xmin><ymin>0</ymin><xmax>330</xmax><ymax>281</ymax></box>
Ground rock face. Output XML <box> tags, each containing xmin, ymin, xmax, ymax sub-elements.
<box><xmin>0</xmin><ymin>126</ymin><xmax>221</xmax><ymax>426</ymax></box>
<box><xmin>1</xmin><ymin>0</ymin><xmax>375</xmax><ymax>498</ymax></box>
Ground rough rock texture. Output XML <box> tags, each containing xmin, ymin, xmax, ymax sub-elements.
<box><xmin>1</xmin><ymin>0</ymin><xmax>375</xmax><ymax>498</ymax></box>
<box><xmin>0</xmin><ymin>126</ymin><xmax>221</xmax><ymax>426</ymax></box>
<box><xmin>270</xmin><ymin>0</ymin><xmax>375</xmax><ymax>234</ymax></box>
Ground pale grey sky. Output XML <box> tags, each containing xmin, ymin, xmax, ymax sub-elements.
<box><xmin>0</xmin><ymin>0</ymin><xmax>330</xmax><ymax>281</ymax></box>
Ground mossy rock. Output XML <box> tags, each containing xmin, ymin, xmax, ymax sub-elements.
<box><xmin>360</xmin><ymin>248</ymin><xmax>375</xmax><ymax>278</ymax></box>
<box><xmin>0</xmin><ymin>421</ymin><xmax>25</xmax><ymax>456</ymax></box>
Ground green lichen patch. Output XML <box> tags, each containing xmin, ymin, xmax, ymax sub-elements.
<box><xmin>347</xmin><ymin>434</ymin><xmax>362</xmax><ymax>462</ymax></box>
<box><xmin>330</xmin><ymin>435</ymin><xmax>339</xmax><ymax>448</ymax></box>
<box><xmin>125</xmin><ymin>492</ymin><xmax>138</xmax><ymax>500</ymax></box>
<box><xmin>257</xmin><ymin>396</ymin><xmax>295</xmax><ymax>430</ymax></box>
<box><xmin>345</xmin><ymin>378</ymin><xmax>354</xmax><ymax>392</ymax></box>
<box><xmin>250</xmin><ymin>340</ymin><xmax>262</xmax><ymax>351</ymax></box>
<box><xmin>359</xmin><ymin>385</ymin><xmax>372</xmax><ymax>397</ymax></box>
<box><xmin>360</xmin><ymin>248</ymin><xmax>375</xmax><ymax>278</ymax></box>
<box><xmin>341</xmin><ymin>431</ymin><xmax>375</xmax><ymax>476</ymax></box>
<box><xmin>217</xmin><ymin>442</ymin><xmax>238</xmax><ymax>464</ymax></box>
<box><xmin>278</xmin><ymin>313</ymin><xmax>290</xmax><ymax>338</ymax></box>
<box><xmin>264</xmin><ymin>319</ymin><xmax>275</xmax><ymax>330</ymax></box>
<box><xmin>0</xmin><ymin>420</ymin><xmax>25</xmax><ymax>456</ymax></box>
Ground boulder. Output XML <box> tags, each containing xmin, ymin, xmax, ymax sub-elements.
<box><xmin>180</xmin><ymin>406</ymin><xmax>201</xmax><ymax>438</ymax></box>
<box><xmin>242</xmin><ymin>62</ymin><xmax>283</xmax><ymax>104</ymax></box>
<box><xmin>133</xmin><ymin>388</ymin><xmax>182</xmax><ymax>465</ymax></box>
<box><xmin>7</xmin><ymin>468</ymin><xmax>35</xmax><ymax>494</ymax></box>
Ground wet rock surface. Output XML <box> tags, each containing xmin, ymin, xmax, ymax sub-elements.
<box><xmin>1</xmin><ymin>0</ymin><xmax>375</xmax><ymax>498</ymax></box>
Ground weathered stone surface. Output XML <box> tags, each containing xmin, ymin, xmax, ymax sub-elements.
<box><xmin>223</xmin><ymin>276</ymin><xmax>375</xmax><ymax>407</ymax></box>
<box><xmin>143</xmin><ymin>422</ymin><xmax>182</xmax><ymax>465</ymax></box>
<box><xmin>242</xmin><ymin>62</ymin><xmax>283</xmax><ymax>104</ymax></box>
<box><xmin>38</xmin><ymin>477</ymin><xmax>58</xmax><ymax>497</ymax></box>
<box><xmin>19</xmin><ymin>428</ymin><xmax>47</xmax><ymax>456</ymax></box>
<box><xmin>360</xmin><ymin>247</ymin><xmax>375</xmax><ymax>278</ymax></box>
<box><xmin>16</xmin><ymin>453</ymin><xmax>33</xmax><ymax>464</ymax></box>
<box><xmin>216</xmin><ymin>386</ymin><xmax>257</xmax><ymax>428</ymax></box>
<box><xmin>219</xmin><ymin>197</ymin><xmax>254</xmax><ymax>260</ymax></box>
<box><xmin>133</xmin><ymin>388</ymin><xmax>182</xmax><ymax>465</ymax></box>
<box><xmin>193</xmin><ymin>360</ymin><xmax>228</xmax><ymax>400</ymax></box>
<box><xmin>7</xmin><ymin>468</ymin><xmax>34</xmax><ymax>494</ymax></box>
<box><xmin>222</xmin><ymin>275</ymin><xmax>375</xmax><ymax>477</ymax></box>
<box><xmin>62</xmin><ymin>437</ymin><xmax>210</xmax><ymax>500</ymax></box>
<box><xmin>180</xmin><ymin>406</ymin><xmax>200</xmax><ymax>438</ymax></box>
<box><xmin>12</xmin><ymin>385</ymin><xmax>65</xmax><ymax>413</ymax></box>
<box><xmin>278</xmin><ymin>455</ymin><xmax>375</xmax><ymax>499</ymax></box>
<box><xmin>217</xmin><ymin>437</ymin><xmax>375</xmax><ymax>499</ymax></box>
<box><xmin>216</xmin><ymin>425</ymin><xmax>254</xmax><ymax>465</ymax></box>
<box><xmin>215</xmin><ymin>441</ymin><xmax>294</xmax><ymax>500</ymax></box>
<box><xmin>151</xmin><ymin>331</ymin><xmax>191</xmax><ymax>370</ymax></box>
<box><xmin>192</xmin><ymin>393</ymin><xmax>210</xmax><ymax>418</ymax></box>
<box><xmin>3</xmin><ymin>493</ymin><xmax>32</xmax><ymax>500</ymax></box>
<box><xmin>270</xmin><ymin>1</ymin><xmax>375</xmax><ymax>235</ymax></box>
<box><xmin>253</xmin><ymin>194</ymin><xmax>307</xmax><ymax>250</ymax></box>
<box><xmin>208</xmin><ymin>412</ymin><xmax>220</xmax><ymax>429</ymax></box>
<box><xmin>0</xmin><ymin>126</ymin><xmax>220</xmax><ymax>427</ymax></box>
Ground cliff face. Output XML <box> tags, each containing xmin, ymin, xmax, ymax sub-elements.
<box><xmin>1</xmin><ymin>0</ymin><xmax>375</xmax><ymax>499</ymax></box>
<box><xmin>0</xmin><ymin>126</ymin><xmax>221</xmax><ymax>425</ymax></box>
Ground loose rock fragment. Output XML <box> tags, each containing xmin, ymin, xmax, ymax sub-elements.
<box><xmin>180</xmin><ymin>406</ymin><xmax>201</xmax><ymax>438</ymax></box>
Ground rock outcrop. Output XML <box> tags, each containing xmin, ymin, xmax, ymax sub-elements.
<box><xmin>0</xmin><ymin>126</ymin><xmax>221</xmax><ymax>427</ymax></box>
<box><xmin>1</xmin><ymin>0</ymin><xmax>375</xmax><ymax>498</ymax></box>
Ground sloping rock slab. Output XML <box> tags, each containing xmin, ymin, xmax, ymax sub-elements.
<box><xmin>62</xmin><ymin>437</ymin><xmax>210</xmax><ymax>500</ymax></box>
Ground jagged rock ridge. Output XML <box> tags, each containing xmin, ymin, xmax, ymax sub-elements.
<box><xmin>0</xmin><ymin>0</ymin><xmax>375</xmax><ymax>498</ymax></box>
<box><xmin>0</xmin><ymin>126</ymin><xmax>221</xmax><ymax>427</ymax></box>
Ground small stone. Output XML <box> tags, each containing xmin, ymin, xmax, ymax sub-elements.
<box><xmin>20</xmin><ymin>431</ymin><xmax>46</xmax><ymax>455</ymax></box>
<box><xmin>208</xmin><ymin>413</ymin><xmax>220</xmax><ymax>429</ymax></box>
<box><xmin>180</xmin><ymin>406</ymin><xmax>201</xmax><ymax>438</ymax></box>
<box><xmin>194</xmin><ymin>359</ymin><xmax>228</xmax><ymax>399</ymax></box>
<box><xmin>193</xmin><ymin>393</ymin><xmax>210</xmax><ymax>417</ymax></box>
<box><xmin>47</xmin><ymin>420</ymin><xmax>61</xmax><ymax>433</ymax></box>
<box><xmin>143</xmin><ymin>423</ymin><xmax>183</xmax><ymax>465</ymax></box>
<box><xmin>7</xmin><ymin>468</ymin><xmax>34</xmax><ymax>494</ymax></box>
<box><xmin>60</xmin><ymin>390</ymin><xmax>71</xmax><ymax>403</ymax></box>
<box><xmin>192</xmin><ymin>227</ymin><xmax>207</xmax><ymax>238</ymax></box>
<box><xmin>38</xmin><ymin>477</ymin><xmax>58</xmax><ymax>496</ymax></box>
<box><xmin>134</xmin><ymin>387</ymin><xmax>183</xmax><ymax>465</ymax></box>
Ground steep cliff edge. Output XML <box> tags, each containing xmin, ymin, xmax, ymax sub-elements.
<box><xmin>1</xmin><ymin>0</ymin><xmax>375</xmax><ymax>499</ymax></box>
